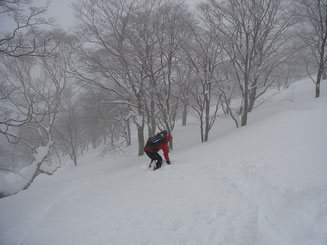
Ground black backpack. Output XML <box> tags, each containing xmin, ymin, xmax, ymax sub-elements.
<box><xmin>145</xmin><ymin>132</ymin><xmax>166</xmax><ymax>152</ymax></box>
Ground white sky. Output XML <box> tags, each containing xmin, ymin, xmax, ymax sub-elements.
<box><xmin>47</xmin><ymin>0</ymin><xmax>201</xmax><ymax>30</ymax></box>
<box><xmin>47</xmin><ymin>0</ymin><xmax>75</xmax><ymax>30</ymax></box>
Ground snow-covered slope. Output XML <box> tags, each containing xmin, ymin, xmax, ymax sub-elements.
<box><xmin>0</xmin><ymin>79</ymin><xmax>326</xmax><ymax>245</ymax></box>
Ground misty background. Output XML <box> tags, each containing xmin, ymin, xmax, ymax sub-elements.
<box><xmin>0</xmin><ymin>0</ymin><xmax>326</xmax><ymax>198</ymax></box>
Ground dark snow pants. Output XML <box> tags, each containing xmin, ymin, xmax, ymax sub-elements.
<box><xmin>145</xmin><ymin>150</ymin><xmax>162</xmax><ymax>169</ymax></box>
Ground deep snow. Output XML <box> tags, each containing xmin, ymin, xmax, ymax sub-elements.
<box><xmin>0</xmin><ymin>79</ymin><xmax>326</xmax><ymax>245</ymax></box>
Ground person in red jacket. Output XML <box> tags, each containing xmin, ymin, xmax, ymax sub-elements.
<box><xmin>144</xmin><ymin>130</ymin><xmax>172</xmax><ymax>170</ymax></box>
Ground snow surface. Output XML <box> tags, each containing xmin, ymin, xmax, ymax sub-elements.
<box><xmin>0</xmin><ymin>79</ymin><xmax>327</xmax><ymax>245</ymax></box>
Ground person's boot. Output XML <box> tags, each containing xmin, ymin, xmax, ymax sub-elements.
<box><xmin>154</xmin><ymin>159</ymin><xmax>162</xmax><ymax>170</ymax></box>
<box><xmin>149</xmin><ymin>159</ymin><xmax>154</xmax><ymax>168</ymax></box>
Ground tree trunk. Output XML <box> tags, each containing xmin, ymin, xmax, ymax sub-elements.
<box><xmin>323</xmin><ymin>54</ymin><xmax>327</xmax><ymax>80</ymax></box>
<box><xmin>150</xmin><ymin>99</ymin><xmax>156</xmax><ymax>136</ymax></box>
<box><xmin>137</xmin><ymin>124</ymin><xmax>145</xmax><ymax>156</ymax></box>
<box><xmin>315</xmin><ymin>81</ymin><xmax>320</xmax><ymax>98</ymax></box>
<box><xmin>22</xmin><ymin>143</ymin><xmax>52</xmax><ymax>191</ymax></box>
<box><xmin>241</xmin><ymin>69</ymin><xmax>250</xmax><ymax>126</ymax></box>
<box><xmin>241</xmin><ymin>89</ymin><xmax>249</xmax><ymax>127</ymax></box>
<box><xmin>147</xmin><ymin>115</ymin><xmax>152</xmax><ymax>138</ymax></box>
<box><xmin>316</xmin><ymin>32</ymin><xmax>327</xmax><ymax>98</ymax></box>
<box><xmin>182</xmin><ymin>97</ymin><xmax>188</xmax><ymax>126</ymax></box>
<box><xmin>72</xmin><ymin>145</ymin><xmax>78</xmax><ymax>166</ymax></box>
<box><xmin>315</xmin><ymin>61</ymin><xmax>324</xmax><ymax>98</ymax></box>
<box><xmin>248</xmin><ymin>86</ymin><xmax>257</xmax><ymax>112</ymax></box>
<box><xmin>200</xmin><ymin>114</ymin><xmax>204</xmax><ymax>143</ymax></box>
<box><xmin>315</xmin><ymin>52</ymin><xmax>325</xmax><ymax>98</ymax></box>
<box><xmin>73</xmin><ymin>155</ymin><xmax>78</xmax><ymax>166</ymax></box>
<box><xmin>204</xmin><ymin>96</ymin><xmax>210</xmax><ymax>142</ymax></box>
<box><xmin>322</xmin><ymin>66</ymin><xmax>327</xmax><ymax>80</ymax></box>
<box><xmin>111</xmin><ymin>130</ymin><xmax>114</xmax><ymax>148</ymax></box>
<box><xmin>126</xmin><ymin>118</ymin><xmax>131</xmax><ymax>146</ymax></box>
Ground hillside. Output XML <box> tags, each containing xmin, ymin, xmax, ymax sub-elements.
<box><xmin>0</xmin><ymin>79</ymin><xmax>326</xmax><ymax>245</ymax></box>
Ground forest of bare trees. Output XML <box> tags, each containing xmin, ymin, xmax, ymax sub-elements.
<box><xmin>1</xmin><ymin>0</ymin><xmax>326</xmax><ymax>197</ymax></box>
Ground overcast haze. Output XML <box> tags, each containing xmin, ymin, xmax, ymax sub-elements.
<box><xmin>1</xmin><ymin>0</ymin><xmax>326</xmax><ymax>244</ymax></box>
<box><xmin>48</xmin><ymin>0</ymin><xmax>75</xmax><ymax>30</ymax></box>
<box><xmin>47</xmin><ymin>0</ymin><xmax>200</xmax><ymax>30</ymax></box>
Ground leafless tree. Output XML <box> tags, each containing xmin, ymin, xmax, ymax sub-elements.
<box><xmin>98</xmin><ymin>98</ymin><xmax>133</xmax><ymax>149</ymax></box>
<box><xmin>186</xmin><ymin>25</ymin><xmax>222</xmax><ymax>142</ymax></box>
<box><xmin>133</xmin><ymin>0</ymin><xmax>193</xmax><ymax>147</ymax></box>
<box><xmin>294</xmin><ymin>0</ymin><xmax>327</xmax><ymax>98</ymax></box>
<box><xmin>0</xmin><ymin>55</ymin><xmax>40</xmax><ymax>142</ymax></box>
<box><xmin>0</xmin><ymin>0</ymin><xmax>56</xmax><ymax>57</ymax></box>
<box><xmin>0</xmin><ymin>31</ymin><xmax>67</xmax><ymax>197</ymax></box>
<box><xmin>71</xmin><ymin>0</ymin><xmax>150</xmax><ymax>155</ymax></box>
<box><xmin>275</xmin><ymin>40</ymin><xmax>308</xmax><ymax>90</ymax></box>
<box><xmin>199</xmin><ymin>0</ymin><xmax>295</xmax><ymax>126</ymax></box>
<box><xmin>0</xmin><ymin>0</ymin><xmax>61</xmax><ymax>144</ymax></box>
<box><xmin>72</xmin><ymin>0</ymin><xmax>193</xmax><ymax>153</ymax></box>
<box><xmin>19</xmin><ymin>50</ymin><xmax>66</xmax><ymax>191</ymax></box>
<box><xmin>125</xmin><ymin>0</ymin><xmax>159</xmax><ymax>138</ymax></box>
<box><xmin>54</xmin><ymin>87</ymin><xmax>83</xmax><ymax>166</ymax></box>
<box><xmin>175</xmin><ymin>63</ymin><xmax>193</xmax><ymax>126</ymax></box>
<box><xmin>152</xmin><ymin>1</ymin><xmax>192</xmax><ymax>147</ymax></box>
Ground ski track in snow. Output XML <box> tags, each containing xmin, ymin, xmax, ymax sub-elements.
<box><xmin>0</xmin><ymin>79</ymin><xmax>327</xmax><ymax>245</ymax></box>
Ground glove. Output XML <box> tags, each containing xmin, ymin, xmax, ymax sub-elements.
<box><xmin>166</xmin><ymin>160</ymin><xmax>171</xmax><ymax>165</ymax></box>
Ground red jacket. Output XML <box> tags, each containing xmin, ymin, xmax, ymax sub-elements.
<box><xmin>145</xmin><ymin>133</ymin><xmax>172</xmax><ymax>161</ymax></box>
